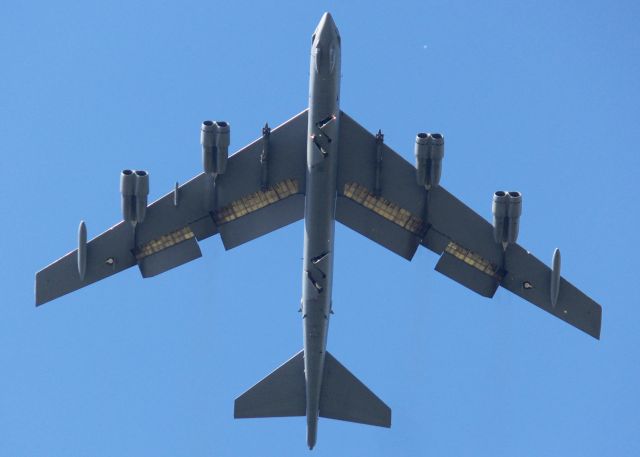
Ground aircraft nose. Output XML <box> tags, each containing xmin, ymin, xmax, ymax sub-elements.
<box><xmin>313</xmin><ymin>12</ymin><xmax>338</xmax><ymax>44</ymax></box>
<box><xmin>319</xmin><ymin>12</ymin><xmax>336</xmax><ymax>31</ymax></box>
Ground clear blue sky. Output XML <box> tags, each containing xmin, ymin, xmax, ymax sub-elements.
<box><xmin>2</xmin><ymin>1</ymin><xmax>639</xmax><ymax>455</ymax></box>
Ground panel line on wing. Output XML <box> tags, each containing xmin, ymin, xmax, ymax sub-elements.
<box><xmin>214</xmin><ymin>178</ymin><xmax>300</xmax><ymax>225</ymax></box>
<box><xmin>342</xmin><ymin>182</ymin><xmax>424</xmax><ymax>235</ymax></box>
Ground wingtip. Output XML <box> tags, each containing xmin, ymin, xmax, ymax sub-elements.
<box><xmin>593</xmin><ymin>321</ymin><xmax>602</xmax><ymax>340</ymax></box>
<box><xmin>35</xmin><ymin>290</ymin><xmax>48</xmax><ymax>307</ymax></box>
<box><xmin>34</xmin><ymin>272</ymin><xmax>43</xmax><ymax>307</ymax></box>
<box><xmin>593</xmin><ymin>302</ymin><xmax>603</xmax><ymax>340</ymax></box>
<box><xmin>34</xmin><ymin>270</ymin><xmax>53</xmax><ymax>307</ymax></box>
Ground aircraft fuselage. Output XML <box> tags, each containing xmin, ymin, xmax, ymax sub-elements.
<box><xmin>301</xmin><ymin>12</ymin><xmax>341</xmax><ymax>450</ymax></box>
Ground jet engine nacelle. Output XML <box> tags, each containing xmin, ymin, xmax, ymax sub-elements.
<box><xmin>492</xmin><ymin>190</ymin><xmax>522</xmax><ymax>245</ymax></box>
<box><xmin>414</xmin><ymin>132</ymin><xmax>444</xmax><ymax>189</ymax></box>
<box><xmin>120</xmin><ymin>169</ymin><xmax>149</xmax><ymax>223</ymax></box>
<box><xmin>201</xmin><ymin>120</ymin><xmax>230</xmax><ymax>175</ymax></box>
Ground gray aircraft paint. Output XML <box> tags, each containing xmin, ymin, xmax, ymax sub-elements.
<box><xmin>301</xmin><ymin>12</ymin><xmax>341</xmax><ymax>450</ymax></box>
<box><xmin>35</xmin><ymin>10</ymin><xmax>602</xmax><ymax>452</ymax></box>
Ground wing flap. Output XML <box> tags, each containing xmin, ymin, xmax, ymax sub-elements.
<box><xmin>137</xmin><ymin>234</ymin><xmax>202</xmax><ymax>278</ymax></box>
<box><xmin>335</xmin><ymin>196</ymin><xmax>418</xmax><ymax>260</ymax></box>
<box><xmin>435</xmin><ymin>251</ymin><xmax>499</xmax><ymax>298</ymax></box>
<box><xmin>219</xmin><ymin>194</ymin><xmax>304</xmax><ymax>250</ymax></box>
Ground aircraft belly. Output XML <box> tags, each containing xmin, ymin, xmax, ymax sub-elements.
<box><xmin>302</xmin><ymin>143</ymin><xmax>338</xmax><ymax>390</ymax></box>
<box><xmin>301</xmin><ymin>79</ymin><xmax>340</xmax><ymax>448</ymax></box>
<box><xmin>300</xmin><ymin>12</ymin><xmax>342</xmax><ymax>449</ymax></box>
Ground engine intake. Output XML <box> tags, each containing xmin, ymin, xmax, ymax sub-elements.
<box><xmin>201</xmin><ymin>120</ymin><xmax>230</xmax><ymax>175</ymax></box>
<box><xmin>492</xmin><ymin>191</ymin><xmax>522</xmax><ymax>246</ymax></box>
<box><xmin>414</xmin><ymin>132</ymin><xmax>444</xmax><ymax>189</ymax></box>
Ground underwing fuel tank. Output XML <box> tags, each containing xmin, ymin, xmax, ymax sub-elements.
<box><xmin>77</xmin><ymin>220</ymin><xmax>87</xmax><ymax>280</ymax></box>
<box><xmin>550</xmin><ymin>248</ymin><xmax>561</xmax><ymax>307</ymax></box>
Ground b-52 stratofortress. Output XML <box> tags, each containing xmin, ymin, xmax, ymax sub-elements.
<box><xmin>36</xmin><ymin>12</ymin><xmax>602</xmax><ymax>450</ymax></box>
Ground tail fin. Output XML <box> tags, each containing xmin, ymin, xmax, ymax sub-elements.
<box><xmin>234</xmin><ymin>350</ymin><xmax>306</xmax><ymax>418</ymax></box>
<box><xmin>320</xmin><ymin>351</ymin><xmax>391</xmax><ymax>427</ymax></box>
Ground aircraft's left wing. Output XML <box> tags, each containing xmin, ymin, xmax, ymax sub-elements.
<box><xmin>36</xmin><ymin>110</ymin><xmax>309</xmax><ymax>306</ymax></box>
<box><xmin>336</xmin><ymin>111</ymin><xmax>601</xmax><ymax>339</ymax></box>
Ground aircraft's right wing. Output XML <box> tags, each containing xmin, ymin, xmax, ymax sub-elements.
<box><xmin>336</xmin><ymin>111</ymin><xmax>601</xmax><ymax>339</ymax></box>
<box><xmin>36</xmin><ymin>110</ymin><xmax>309</xmax><ymax>306</ymax></box>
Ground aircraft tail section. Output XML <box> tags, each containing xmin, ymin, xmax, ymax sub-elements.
<box><xmin>320</xmin><ymin>352</ymin><xmax>391</xmax><ymax>427</ymax></box>
<box><xmin>234</xmin><ymin>349</ymin><xmax>391</xmax><ymax>428</ymax></box>
<box><xmin>234</xmin><ymin>350</ymin><xmax>306</xmax><ymax>418</ymax></box>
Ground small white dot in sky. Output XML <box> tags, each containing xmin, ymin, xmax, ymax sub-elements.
<box><xmin>423</xmin><ymin>44</ymin><xmax>428</xmax><ymax>49</ymax></box>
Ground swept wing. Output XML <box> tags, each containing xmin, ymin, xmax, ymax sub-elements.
<box><xmin>336</xmin><ymin>112</ymin><xmax>601</xmax><ymax>339</ymax></box>
<box><xmin>36</xmin><ymin>111</ymin><xmax>308</xmax><ymax>305</ymax></box>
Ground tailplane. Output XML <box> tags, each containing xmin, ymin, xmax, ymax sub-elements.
<box><xmin>320</xmin><ymin>351</ymin><xmax>391</xmax><ymax>427</ymax></box>
<box><xmin>234</xmin><ymin>349</ymin><xmax>391</xmax><ymax>428</ymax></box>
<box><xmin>234</xmin><ymin>350</ymin><xmax>306</xmax><ymax>418</ymax></box>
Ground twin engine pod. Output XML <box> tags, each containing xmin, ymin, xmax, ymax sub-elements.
<box><xmin>492</xmin><ymin>191</ymin><xmax>522</xmax><ymax>246</ymax></box>
<box><xmin>120</xmin><ymin>169</ymin><xmax>149</xmax><ymax>224</ymax></box>
<box><xmin>414</xmin><ymin>133</ymin><xmax>444</xmax><ymax>189</ymax></box>
<box><xmin>201</xmin><ymin>120</ymin><xmax>230</xmax><ymax>175</ymax></box>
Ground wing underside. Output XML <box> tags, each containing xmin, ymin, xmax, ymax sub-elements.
<box><xmin>36</xmin><ymin>110</ymin><xmax>309</xmax><ymax>305</ymax></box>
<box><xmin>336</xmin><ymin>111</ymin><xmax>601</xmax><ymax>339</ymax></box>
<box><xmin>35</xmin><ymin>108</ymin><xmax>602</xmax><ymax>339</ymax></box>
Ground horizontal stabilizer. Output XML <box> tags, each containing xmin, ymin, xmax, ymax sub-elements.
<box><xmin>320</xmin><ymin>352</ymin><xmax>391</xmax><ymax>428</ymax></box>
<box><xmin>234</xmin><ymin>350</ymin><xmax>305</xmax><ymax>419</ymax></box>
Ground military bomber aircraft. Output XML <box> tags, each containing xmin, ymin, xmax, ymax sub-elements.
<box><xmin>36</xmin><ymin>12</ymin><xmax>602</xmax><ymax>450</ymax></box>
